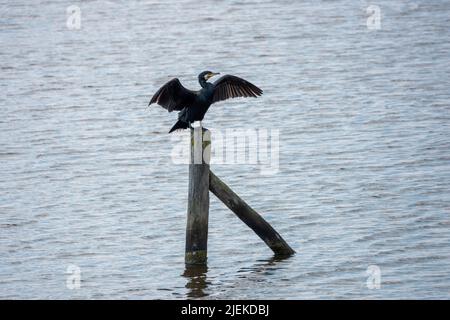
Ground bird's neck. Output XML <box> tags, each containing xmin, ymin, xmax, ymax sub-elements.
<box><xmin>199</xmin><ymin>78</ymin><xmax>208</xmax><ymax>88</ymax></box>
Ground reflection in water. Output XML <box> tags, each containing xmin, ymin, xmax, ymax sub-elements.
<box><xmin>236</xmin><ymin>255</ymin><xmax>293</xmax><ymax>279</ymax></box>
<box><xmin>183</xmin><ymin>264</ymin><xmax>209</xmax><ymax>298</ymax></box>
<box><xmin>252</xmin><ymin>255</ymin><xmax>293</xmax><ymax>272</ymax></box>
<box><xmin>182</xmin><ymin>255</ymin><xmax>293</xmax><ymax>299</ymax></box>
<box><xmin>243</xmin><ymin>255</ymin><xmax>292</xmax><ymax>272</ymax></box>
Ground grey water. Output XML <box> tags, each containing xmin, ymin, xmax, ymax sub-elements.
<box><xmin>1</xmin><ymin>0</ymin><xmax>450</xmax><ymax>299</ymax></box>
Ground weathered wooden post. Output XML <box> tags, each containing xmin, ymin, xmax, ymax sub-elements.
<box><xmin>185</xmin><ymin>127</ymin><xmax>211</xmax><ymax>265</ymax></box>
<box><xmin>209</xmin><ymin>172</ymin><xmax>295</xmax><ymax>256</ymax></box>
<box><xmin>185</xmin><ymin>127</ymin><xmax>294</xmax><ymax>264</ymax></box>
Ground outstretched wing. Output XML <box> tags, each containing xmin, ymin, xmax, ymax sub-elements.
<box><xmin>149</xmin><ymin>78</ymin><xmax>197</xmax><ymax>112</ymax></box>
<box><xmin>212</xmin><ymin>75</ymin><xmax>263</xmax><ymax>104</ymax></box>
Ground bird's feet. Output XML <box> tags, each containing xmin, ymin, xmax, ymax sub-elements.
<box><xmin>189</xmin><ymin>121</ymin><xmax>208</xmax><ymax>132</ymax></box>
<box><xmin>199</xmin><ymin>121</ymin><xmax>208</xmax><ymax>132</ymax></box>
<box><xmin>198</xmin><ymin>121</ymin><xmax>209</xmax><ymax>132</ymax></box>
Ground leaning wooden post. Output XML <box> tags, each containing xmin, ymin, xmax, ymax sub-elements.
<box><xmin>209</xmin><ymin>171</ymin><xmax>295</xmax><ymax>256</ymax></box>
<box><xmin>185</xmin><ymin>127</ymin><xmax>211</xmax><ymax>265</ymax></box>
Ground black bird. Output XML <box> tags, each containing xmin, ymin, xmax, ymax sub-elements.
<box><xmin>149</xmin><ymin>71</ymin><xmax>263</xmax><ymax>133</ymax></box>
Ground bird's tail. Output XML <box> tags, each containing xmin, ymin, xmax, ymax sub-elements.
<box><xmin>169</xmin><ymin>120</ymin><xmax>189</xmax><ymax>133</ymax></box>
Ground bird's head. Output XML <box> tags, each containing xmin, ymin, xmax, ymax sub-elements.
<box><xmin>199</xmin><ymin>71</ymin><xmax>220</xmax><ymax>82</ymax></box>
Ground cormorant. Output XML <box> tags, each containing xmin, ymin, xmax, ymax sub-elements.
<box><xmin>149</xmin><ymin>71</ymin><xmax>263</xmax><ymax>133</ymax></box>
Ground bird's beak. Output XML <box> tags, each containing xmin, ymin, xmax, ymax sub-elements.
<box><xmin>206</xmin><ymin>72</ymin><xmax>220</xmax><ymax>80</ymax></box>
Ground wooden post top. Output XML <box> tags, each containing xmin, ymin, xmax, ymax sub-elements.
<box><xmin>190</xmin><ymin>127</ymin><xmax>211</xmax><ymax>165</ymax></box>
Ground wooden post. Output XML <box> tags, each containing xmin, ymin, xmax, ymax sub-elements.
<box><xmin>209</xmin><ymin>171</ymin><xmax>295</xmax><ymax>256</ymax></box>
<box><xmin>185</xmin><ymin>127</ymin><xmax>211</xmax><ymax>265</ymax></box>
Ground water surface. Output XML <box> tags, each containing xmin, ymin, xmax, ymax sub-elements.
<box><xmin>1</xmin><ymin>0</ymin><xmax>450</xmax><ymax>299</ymax></box>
